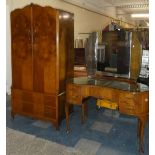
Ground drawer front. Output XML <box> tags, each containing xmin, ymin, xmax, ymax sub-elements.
<box><xmin>11</xmin><ymin>89</ymin><xmax>57</xmax><ymax>119</ymax></box>
<box><xmin>12</xmin><ymin>99</ymin><xmax>34</xmax><ymax>114</ymax></box>
<box><xmin>119</xmin><ymin>100</ymin><xmax>135</xmax><ymax>114</ymax></box>
<box><xmin>44</xmin><ymin>106</ymin><xmax>56</xmax><ymax>119</ymax></box>
<box><xmin>67</xmin><ymin>84</ymin><xmax>81</xmax><ymax>94</ymax></box>
<box><xmin>22</xmin><ymin>101</ymin><xmax>34</xmax><ymax>114</ymax></box>
<box><xmin>89</xmin><ymin>86</ymin><xmax>117</xmax><ymax>101</ymax></box>
<box><xmin>12</xmin><ymin>99</ymin><xmax>23</xmax><ymax>113</ymax></box>
<box><xmin>119</xmin><ymin>92</ymin><xmax>142</xmax><ymax>115</ymax></box>
<box><xmin>122</xmin><ymin>92</ymin><xmax>136</xmax><ymax>98</ymax></box>
<box><xmin>12</xmin><ymin>89</ymin><xmax>33</xmax><ymax>102</ymax></box>
<box><xmin>12</xmin><ymin>89</ymin><xmax>34</xmax><ymax>114</ymax></box>
<box><xmin>22</xmin><ymin>92</ymin><xmax>33</xmax><ymax>102</ymax></box>
<box><xmin>67</xmin><ymin>84</ymin><xmax>82</xmax><ymax>104</ymax></box>
<box><xmin>43</xmin><ymin>95</ymin><xmax>57</xmax><ymax>119</ymax></box>
<box><xmin>67</xmin><ymin>93</ymin><xmax>82</xmax><ymax>104</ymax></box>
<box><xmin>44</xmin><ymin>95</ymin><xmax>56</xmax><ymax>108</ymax></box>
<box><xmin>33</xmin><ymin>93</ymin><xmax>43</xmax><ymax>116</ymax></box>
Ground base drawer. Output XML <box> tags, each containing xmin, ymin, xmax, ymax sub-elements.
<box><xmin>67</xmin><ymin>93</ymin><xmax>82</xmax><ymax>104</ymax></box>
<box><xmin>11</xmin><ymin>89</ymin><xmax>58</xmax><ymax>119</ymax></box>
<box><xmin>67</xmin><ymin>84</ymin><xmax>82</xmax><ymax>104</ymax></box>
<box><xmin>44</xmin><ymin>107</ymin><xmax>56</xmax><ymax>119</ymax></box>
<box><xmin>119</xmin><ymin>92</ymin><xmax>145</xmax><ymax>115</ymax></box>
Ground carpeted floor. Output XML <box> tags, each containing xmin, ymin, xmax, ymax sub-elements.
<box><xmin>6</xmin><ymin>95</ymin><xmax>149</xmax><ymax>155</ymax></box>
<box><xmin>6</xmin><ymin>127</ymin><xmax>84</xmax><ymax>155</ymax></box>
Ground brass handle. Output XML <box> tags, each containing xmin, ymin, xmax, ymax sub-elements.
<box><xmin>125</xmin><ymin>97</ymin><xmax>133</xmax><ymax>99</ymax></box>
<box><xmin>44</xmin><ymin>111</ymin><xmax>51</xmax><ymax>115</ymax></box>
<box><xmin>28</xmin><ymin>30</ymin><xmax>31</xmax><ymax>41</ymax></box>
<box><xmin>125</xmin><ymin>105</ymin><xmax>134</xmax><ymax>110</ymax></box>
<box><xmin>72</xmin><ymin>95</ymin><xmax>78</xmax><ymax>99</ymax></box>
<box><xmin>33</xmin><ymin>29</ymin><xmax>37</xmax><ymax>42</ymax></box>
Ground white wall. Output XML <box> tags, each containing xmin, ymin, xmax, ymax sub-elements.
<box><xmin>6</xmin><ymin>4</ymin><xmax>12</xmax><ymax>95</ymax></box>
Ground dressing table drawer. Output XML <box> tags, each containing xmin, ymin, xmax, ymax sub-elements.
<box><xmin>67</xmin><ymin>84</ymin><xmax>82</xmax><ymax>104</ymax></box>
<box><xmin>67</xmin><ymin>94</ymin><xmax>82</xmax><ymax>104</ymax></box>
<box><xmin>119</xmin><ymin>100</ymin><xmax>136</xmax><ymax>114</ymax></box>
<box><xmin>119</xmin><ymin>93</ymin><xmax>138</xmax><ymax>114</ymax></box>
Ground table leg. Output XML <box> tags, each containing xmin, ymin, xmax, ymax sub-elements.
<box><xmin>137</xmin><ymin>116</ymin><xmax>147</xmax><ymax>153</ymax></box>
<box><xmin>84</xmin><ymin>103</ymin><xmax>88</xmax><ymax>117</ymax></box>
<box><xmin>137</xmin><ymin>118</ymin><xmax>141</xmax><ymax>139</ymax></box>
<box><xmin>81</xmin><ymin>103</ymin><xmax>85</xmax><ymax>123</ymax></box>
<box><xmin>81</xmin><ymin>100</ymin><xmax>88</xmax><ymax>124</ymax></box>
<box><xmin>65</xmin><ymin>103</ymin><xmax>70</xmax><ymax>134</ymax></box>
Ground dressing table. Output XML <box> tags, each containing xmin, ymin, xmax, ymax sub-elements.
<box><xmin>65</xmin><ymin>77</ymin><xmax>149</xmax><ymax>153</ymax></box>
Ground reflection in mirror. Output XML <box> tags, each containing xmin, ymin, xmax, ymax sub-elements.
<box><xmin>85</xmin><ymin>29</ymin><xmax>141</xmax><ymax>80</ymax></box>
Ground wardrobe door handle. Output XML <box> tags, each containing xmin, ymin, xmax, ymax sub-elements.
<box><xmin>33</xmin><ymin>30</ymin><xmax>37</xmax><ymax>43</ymax></box>
<box><xmin>29</xmin><ymin>36</ymin><xmax>31</xmax><ymax>41</ymax></box>
<box><xmin>28</xmin><ymin>30</ymin><xmax>31</xmax><ymax>41</ymax></box>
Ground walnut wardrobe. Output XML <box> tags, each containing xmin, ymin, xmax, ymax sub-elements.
<box><xmin>11</xmin><ymin>4</ymin><xmax>74</xmax><ymax>129</ymax></box>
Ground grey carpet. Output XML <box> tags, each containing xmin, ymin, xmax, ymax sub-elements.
<box><xmin>6</xmin><ymin>127</ymin><xmax>85</xmax><ymax>155</ymax></box>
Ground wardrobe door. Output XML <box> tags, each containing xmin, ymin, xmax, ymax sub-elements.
<box><xmin>11</xmin><ymin>5</ymin><xmax>33</xmax><ymax>90</ymax></box>
<box><xmin>58</xmin><ymin>11</ymin><xmax>74</xmax><ymax>93</ymax></box>
<box><xmin>33</xmin><ymin>5</ymin><xmax>57</xmax><ymax>94</ymax></box>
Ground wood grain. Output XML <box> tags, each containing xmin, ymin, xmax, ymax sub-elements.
<box><xmin>11</xmin><ymin>4</ymin><xmax>74</xmax><ymax>129</ymax></box>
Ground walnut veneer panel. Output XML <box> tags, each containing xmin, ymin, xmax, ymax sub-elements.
<box><xmin>11</xmin><ymin>4</ymin><xmax>74</xmax><ymax>129</ymax></box>
<box><xmin>33</xmin><ymin>5</ymin><xmax>57</xmax><ymax>93</ymax></box>
<box><xmin>11</xmin><ymin>5</ymin><xmax>33</xmax><ymax>90</ymax></box>
<box><xmin>58</xmin><ymin>10</ymin><xmax>74</xmax><ymax>93</ymax></box>
<box><xmin>130</xmin><ymin>32</ymin><xmax>142</xmax><ymax>80</ymax></box>
<box><xmin>119</xmin><ymin>91</ymin><xmax>149</xmax><ymax>115</ymax></box>
<box><xmin>12</xmin><ymin>89</ymin><xmax>57</xmax><ymax>119</ymax></box>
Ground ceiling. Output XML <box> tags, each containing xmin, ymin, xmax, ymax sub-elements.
<box><xmin>63</xmin><ymin>0</ymin><xmax>149</xmax><ymax>27</ymax></box>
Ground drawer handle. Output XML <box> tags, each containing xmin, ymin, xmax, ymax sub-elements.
<box><xmin>72</xmin><ymin>95</ymin><xmax>78</xmax><ymax>99</ymax></box>
<box><xmin>44</xmin><ymin>112</ymin><xmax>50</xmax><ymax>115</ymax></box>
<box><xmin>125</xmin><ymin>97</ymin><xmax>134</xmax><ymax>99</ymax></box>
<box><xmin>45</xmin><ymin>112</ymin><xmax>50</xmax><ymax>115</ymax></box>
<box><xmin>145</xmin><ymin>98</ymin><xmax>148</xmax><ymax>102</ymax></box>
<box><xmin>125</xmin><ymin>102</ymin><xmax>135</xmax><ymax>106</ymax></box>
<box><xmin>125</xmin><ymin>106</ymin><xmax>134</xmax><ymax>110</ymax></box>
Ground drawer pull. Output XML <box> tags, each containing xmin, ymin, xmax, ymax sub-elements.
<box><xmin>124</xmin><ymin>97</ymin><xmax>134</xmax><ymax>100</ymax></box>
<box><xmin>44</xmin><ymin>111</ymin><xmax>50</xmax><ymax>114</ymax></box>
<box><xmin>72</xmin><ymin>95</ymin><xmax>78</xmax><ymax>99</ymax></box>
<box><xmin>145</xmin><ymin>98</ymin><xmax>148</xmax><ymax>102</ymax></box>
<box><xmin>125</xmin><ymin>101</ymin><xmax>135</xmax><ymax>106</ymax></box>
<box><xmin>125</xmin><ymin>107</ymin><xmax>134</xmax><ymax>111</ymax></box>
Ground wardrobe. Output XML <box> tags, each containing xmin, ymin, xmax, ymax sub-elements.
<box><xmin>11</xmin><ymin>4</ymin><xmax>74</xmax><ymax>129</ymax></box>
